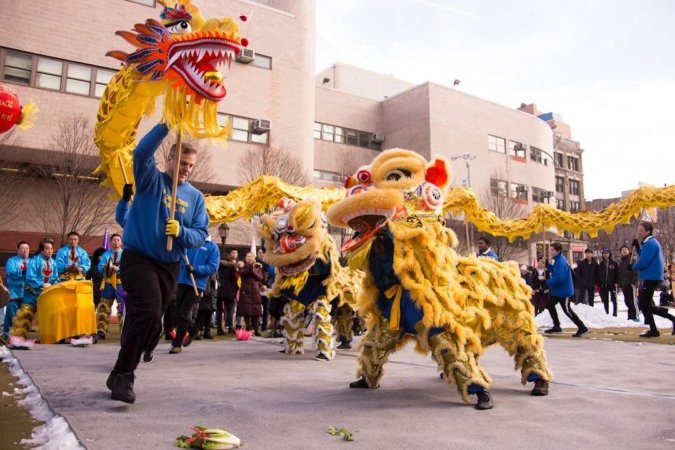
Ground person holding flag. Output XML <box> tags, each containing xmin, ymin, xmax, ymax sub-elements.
<box><xmin>96</xmin><ymin>233</ymin><xmax>125</xmax><ymax>339</ymax></box>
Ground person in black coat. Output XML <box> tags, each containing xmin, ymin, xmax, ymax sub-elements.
<box><xmin>575</xmin><ymin>249</ymin><xmax>598</xmax><ymax>306</ymax></box>
<box><xmin>597</xmin><ymin>249</ymin><xmax>619</xmax><ymax>316</ymax></box>
<box><xmin>86</xmin><ymin>248</ymin><xmax>106</xmax><ymax>308</ymax></box>
<box><xmin>617</xmin><ymin>245</ymin><xmax>638</xmax><ymax>321</ymax></box>
<box><xmin>216</xmin><ymin>249</ymin><xmax>240</xmax><ymax>335</ymax></box>
<box><xmin>530</xmin><ymin>258</ymin><xmax>550</xmax><ymax>316</ymax></box>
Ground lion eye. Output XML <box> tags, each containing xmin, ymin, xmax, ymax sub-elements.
<box><xmin>167</xmin><ymin>21</ymin><xmax>192</xmax><ymax>34</ymax></box>
<box><xmin>385</xmin><ymin>169</ymin><xmax>411</xmax><ymax>181</ymax></box>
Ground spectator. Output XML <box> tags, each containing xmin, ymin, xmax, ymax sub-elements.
<box><xmin>195</xmin><ymin>272</ymin><xmax>218</xmax><ymax>339</ymax></box>
<box><xmin>216</xmin><ymin>249</ymin><xmax>240</xmax><ymax>335</ymax></box>
<box><xmin>617</xmin><ymin>245</ymin><xmax>638</xmax><ymax>321</ymax></box>
<box><xmin>237</xmin><ymin>252</ymin><xmax>263</xmax><ymax>336</ymax></box>
<box><xmin>257</xmin><ymin>248</ymin><xmax>274</xmax><ymax>331</ymax></box>
<box><xmin>597</xmin><ymin>249</ymin><xmax>619</xmax><ymax>316</ymax></box>
<box><xmin>530</xmin><ymin>258</ymin><xmax>550</xmax><ymax>316</ymax></box>
<box><xmin>575</xmin><ymin>249</ymin><xmax>598</xmax><ymax>306</ymax></box>
<box><xmin>520</xmin><ymin>264</ymin><xmax>533</xmax><ymax>287</ymax></box>
<box><xmin>476</xmin><ymin>236</ymin><xmax>498</xmax><ymax>260</ymax></box>
<box><xmin>544</xmin><ymin>242</ymin><xmax>588</xmax><ymax>337</ymax></box>
<box><xmin>632</xmin><ymin>222</ymin><xmax>675</xmax><ymax>338</ymax></box>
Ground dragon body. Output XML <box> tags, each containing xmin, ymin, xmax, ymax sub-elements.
<box><xmin>326</xmin><ymin>149</ymin><xmax>552</xmax><ymax>406</ymax></box>
<box><xmin>94</xmin><ymin>0</ymin><xmax>246</xmax><ymax>197</ymax></box>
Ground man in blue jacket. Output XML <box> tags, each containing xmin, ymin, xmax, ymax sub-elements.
<box><xmin>55</xmin><ymin>231</ymin><xmax>91</xmax><ymax>281</ymax></box>
<box><xmin>3</xmin><ymin>241</ymin><xmax>30</xmax><ymax>338</ymax></box>
<box><xmin>107</xmin><ymin>123</ymin><xmax>209</xmax><ymax>404</ymax></box>
<box><xmin>170</xmin><ymin>235</ymin><xmax>220</xmax><ymax>354</ymax></box>
<box><xmin>545</xmin><ymin>242</ymin><xmax>588</xmax><ymax>337</ymax></box>
<box><xmin>632</xmin><ymin>222</ymin><xmax>675</xmax><ymax>338</ymax></box>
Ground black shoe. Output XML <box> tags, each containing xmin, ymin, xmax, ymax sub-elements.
<box><xmin>544</xmin><ymin>326</ymin><xmax>563</xmax><ymax>334</ymax></box>
<box><xmin>672</xmin><ymin>323</ymin><xmax>675</xmax><ymax>336</ymax></box>
<box><xmin>639</xmin><ymin>330</ymin><xmax>660</xmax><ymax>338</ymax></box>
<box><xmin>337</xmin><ymin>342</ymin><xmax>352</xmax><ymax>350</ymax></box>
<box><xmin>475</xmin><ymin>391</ymin><xmax>493</xmax><ymax>410</ymax></box>
<box><xmin>253</xmin><ymin>330</ymin><xmax>262</xmax><ymax>337</ymax></box>
<box><xmin>349</xmin><ymin>377</ymin><xmax>371</xmax><ymax>389</ymax></box>
<box><xmin>106</xmin><ymin>371</ymin><xmax>117</xmax><ymax>391</ymax></box>
<box><xmin>142</xmin><ymin>350</ymin><xmax>154</xmax><ymax>363</ymax></box>
<box><xmin>572</xmin><ymin>328</ymin><xmax>589</xmax><ymax>338</ymax></box>
<box><xmin>531</xmin><ymin>379</ymin><xmax>549</xmax><ymax>396</ymax></box>
<box><xmin>183</xmin><ymin>333</ymin><xmax>193</xmax><ymax>347</ymax></box>
<box><xmin>194</xmin><ymin>334</ymin><xmax>203</xmax><ymax>341</ymax></box>
<box><xmin>217</xmin><ymin>329</ymin><xmax>226</xmax><ymax>336</ymax></box>
<box><xmin>203</xmin><ymin>333</ymin><xmax>214</xmax><ymax>340</ymax></box>
<box><xmin>110</xmin><ymin>373</ymin><xmax>135</xmax><ymax>404</ymax></box>
<box><xmin>314</xmin><ymin>353</ymin><xmax>330</xmax><ymax>361</ymax></box>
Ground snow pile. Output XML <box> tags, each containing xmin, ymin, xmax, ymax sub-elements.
<box><xmin>0</xmin><ymin>346</ymin><xmax>84</xmax><ymax>449</ymax></box>
<box><xmin>536</xmin><ymin>301</ymin><xmax>673</xmax><ymax>330</ymax></box>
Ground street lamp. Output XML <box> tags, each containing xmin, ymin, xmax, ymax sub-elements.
<box><xmin>217</xmin><ymin>222</ymin><xmax>230</xmax><ymax>250</ymax></box>
<box><xmin>449</xmin><ymin>153</ymin><xmax>477</xmax><ymax>254</ymax></box>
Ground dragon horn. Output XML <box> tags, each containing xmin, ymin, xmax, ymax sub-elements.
<box><xmin>115</xmin><ymin>30</ymin><xmax>157</xmax><ymax>49</ymax></box>
<box><xmin>106</xmin><ymin>50</ymin><xmax>129</xmax><ymax>62</ymax></box>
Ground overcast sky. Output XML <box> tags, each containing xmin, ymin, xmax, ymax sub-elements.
<box><xmin>315</xmin><ymin>0</ymin><xmax>675</xmax><ymax>200</ymax></box>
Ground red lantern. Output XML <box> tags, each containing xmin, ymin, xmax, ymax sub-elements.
<box><xmin>0</xmin><ymin>83</ymin><xmax>37</xmax><ymax>134</ymax></box>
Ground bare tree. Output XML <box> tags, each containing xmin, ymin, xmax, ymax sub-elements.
<box><xmin>0</xmin><ymin>129</ymin><xmax>30</xmax><ymax>229</ymax></box>
<box><xmin>238</xmin><ymin>146</ymin><xmax>308</xmax><ymax>186</ymax></box>
<box><xmin>156</xmin><ymin>135</ymin><xmax>216</xmax><ymax>184</ymax></box>
<box><xmin>32</xmin><ymin>114</ymin><xmax>114</xmax><ymax>246</ymax></box>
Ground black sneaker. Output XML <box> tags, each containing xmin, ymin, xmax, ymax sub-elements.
<box><xmin>314</xmin><ymin>353</ymin><xmax>330</xmax><ymax>362</ymax></box>
<box><xmin>183</xmin><ymin>333</ymin><xmax>193</xmax><ymax>347</ymax></box>
<box><xmin>475</xmin><ymin>391</ymin><xmax>493</xmax><ymax>410</ymax></box>
<box><xmin>349</xmin><ymin>377</ymin><xmax>371</xmax><ymax>389</ymax></box>
<box><xmin>217</xmin><ymin>329</ymin><xmax>226</xmax><ymax>336</ymax></box>
<box><xmin>110</xmin><ymin>373</ymin><xmax>135</xmax><ymax>404</ymax></box>
<box><xmin>531</xmin><ymin>379</ymin><xmax>549</xmax><ymax>396</ymax></box>
<box><xmin>106</xmin><ymin>371</ymin><xmax>117</xmax><ymax>391</ymax></box>
<box><xmin>544</xmin><ymin>326</ymin><xmax>563</xmax><ymax>334</ymax></box>
<box><xmin>203</xmin><ymin>333</ymin><xmax>214</xmax><ymax>340</ymax></box>
<box><xmin>337</xmin><ymin>342</ymin><xmax>352</xmax><ymax>350</ymax></box>
<box><xmin>639</xmin><ymin>330</ymin><xmax>660</xmax><ymax>338</ymax></box>
<box><xmin>572</xmin><ymin>328</ymin><xmax>589</xmax><ymax>338</ymax></box>
<box><xmin>142</xmin><ymin>350</ymin><xmax>154</xmax><ymax>363</ymax></box>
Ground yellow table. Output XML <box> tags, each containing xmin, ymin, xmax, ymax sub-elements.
<box><xmin>37</xmin><ymin>280</ymin><xmax>96</xmax><ymax>344</ymax></box>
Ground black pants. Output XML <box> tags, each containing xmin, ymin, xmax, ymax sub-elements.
<box><xmin>621</xmin><ymin>285</ymin><xmax>637</xmax><ymax>320</ymax></box>
<box><xmin>639</xmin><ymin>280</ymin><xmax>675</xmax><ymax>333</ymax></box>
<box><xmin>216</xmin><ymin>297</ymin><xmax>236</xmax><ymax>331</ymax></box>
<box><xmin>547</xmin><ymin>295</ymin><xmax>586</xmax><ymax>330</ymax></box>
<box><xmin>172</xmin><ymin>284</ymin><xmax>201</xmax><ymax>348</ymax></box>
<box><xmin>163</xmin><ymin>297</ymin><xmax>177</xmax><ymax>339</ymax></box>
<box><xmin>599</xmin><ymin>286</ymin><xmax>617</xmax><ymax>316</ymax></box>
<box><xmin>196</xmin><ymin>309</ymin><xmax>212</xmax><ymax>336</ymax></box>
<box><xmin>261</xmin><ymin>296</ymin><xmax>270</xmax><ymax>331</ymax></box>
<box><xmin>113</xmin><ymin>251</ymin><xmax>179</xmax><ymax>375</ymax></box>
<box><xmin>578</xmin><ymin>286</ymin><xmax>595</xmax><ymax>306</ymax></box>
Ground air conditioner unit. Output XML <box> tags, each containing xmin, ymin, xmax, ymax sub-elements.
<box><xmin>251</xmin><ymin>118</ymin><xmax>271</xmax><ymax>134</ymax></box>
<box><xmin>515</xmin><ymin>185</ymin><xmax>529</xmax><ymax>193</ymax></box>
<box><xmin>236</xmin><ymin>48</ymin><xmax>255</xmax><ymax>64</ymax></box>
<box><xmin>371</xmin><ymin>133</ymin><xmax>385</xmax><ymax>143</ymax></box>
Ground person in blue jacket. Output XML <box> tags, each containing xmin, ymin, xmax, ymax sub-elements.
<box><xmin>476</xmin><ymin>236</ymin><xmax>498</xmax><ymax>260</ymax></box>
<box><xmin>107</xmin><ymin>123</ymin><xmax>209</xmax><ymax>404</ymax></box>
<box><xmin>115</xmin><ymin>184</ymin><xmax>133</xmax><ymax>228</ymax></box>
<box><xmin>3</xmin><ymin>241</ymin><xmax>30</xmax><ymax>338</ymax></box>
<box><xmin>544</xmin><ymin>242</ymin><xmax>588</xmax><ymax>337</ymax></box>
<box><xmin>55</xmin><ymin>231</ymin><xmax>91</xmax><ymax>281</ymax></box>
<box><xmin>96</xmin><ymin>234</ymin><xmax>125</xmax><ymax>338</ymax></box>
<box><xmin>632</xmin><ymin>222</ymin><xmax>675</xmax><ymax>338</ymax></box>
<box><xmin>170</xmin><ymin>235</ymin><xmax>220</xmax><ymax>354</ymax></box>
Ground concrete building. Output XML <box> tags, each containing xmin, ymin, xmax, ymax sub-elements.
<box><xmin>0</xmin><ymin>0</ymin><xmax>579</xmax><ymax>264</ymax></box>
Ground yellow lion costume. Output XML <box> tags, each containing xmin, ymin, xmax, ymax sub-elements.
<box><xmin>258</xmin><ymin>198</ymin><xmax>359</xmax><ymax>360</ymax></box>
<box><xmin>326</xmin><ymin>149</ymin><xmax>552</xmax><ymax>409</ymax></box>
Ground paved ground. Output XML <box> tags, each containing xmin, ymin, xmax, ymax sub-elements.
<box><xmin>8</xmin><ymin>332</ymin><xmax>675</xmax><ymax>450</ymax></box>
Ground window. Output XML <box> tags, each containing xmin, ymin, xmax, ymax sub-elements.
<box><xmin>509</xmin><ymin>141</ymin><xmax>526</xmax><ymax>158</ymax></box>
<box><xmin>554</xmin><ymin>152</ymin><xmax>564</xmax><ymax>168</ymax></box>
<box><xmin>572</xmin><ymin>250</ymin><xmax>583</xmax><ymax>262</ymax></box>
<box><xmin>511</xmin><ymin>183</ymin><xmax>528</xmax><ymax>201</ymax></box>
<box><xmin>490</xmin><ymin>178</ymin><xmax>507</xmax><ymax>197</ymax></box>
<box><xmin>36</xmin><ymin>57</ymin><xmax>62</xmax><ymax>90</ymax></box>
<box><xmin>556</xmin><ymin>199</ymin><xmax>565</xmax><ymax>210</ymax></box>
<box><xmin>532</xmin><ymin>187</ymin><xmax>552</xmax><ymax>204</ymax></box>
<box><xmin>251</xmin><ymin>54</ymin><xmax>272</xmax><ymax>70</ymax></box>
<box><xmin>568</xmin><ymin>156</ymin><xmax>579</xmax><ymax>171</ymax></box>
<box><xmin>66</xmin><ymin>63</ymin><xmax>91</xmax><ymax>95</ymax></box>
<box><xmin>313</xmin><ymin>170</ymin><xmax>344</xmax><ymax>184</ymax></box>
<box><xmin>217</xmin><ymin>113</ymin><xmax>269</xmax><ymax>145</ymax></box>
<box><xmin>555</xmin><ymin>176</ymin><xmax>565</xmax><ymax>193</ymax></box>
<box><xmin>314</xmin><ymin>122</ymin><xmax>380</xmax><ymax>150</ymax></box>
<box><xmin>570</xmin><ymin>201</ymin><xmax>580</xmax><ymax>212</ymax></box>
<box><xmin>488</xmin><ymin>135</ymin><xmax>506</xmax><ymax>154</ymax></box>
<box><xmin>530</xmin><ymin>146</ymin><xmax>548</xmax><ymax>165</ymax></box>
<box><xmin>2</xmin><ymin>50</ymin><xmax>31</xmax><ymax>84</ymax></box>
<box><xmin>569</xmin><ymin>179</ymin><xmax>580</xmax><ymax>196</ymax></box>
<box><xmin>1</xmin><ymin>48</ymin><xmax>118</xmax><ymax>98</ymax></box>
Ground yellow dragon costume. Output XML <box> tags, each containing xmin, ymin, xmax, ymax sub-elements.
<box><xmin>94</xmin><ymin>0</ymin><xmax>247</xmax><ymax>198</ymax></box>
<box><xmin>258</xmin><ymin>198</ymin><xmax>359</xmax><ymax>361</ymax></box>
<box><xmin>326</xmin><ymin>149</ymin><xmax>552</xmax><ymax>409</ymax></box>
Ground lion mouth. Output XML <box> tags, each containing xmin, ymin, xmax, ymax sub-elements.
<box><xmin>342</xmin><ymin>211</ymin><xmax>392</xmax><ymax>252</ymax></box>
<box><xmin>168</xmin><ymin>40</ymin><xmax>238</xmax><ymax>100</ymax></box>
<box><xmin>278</xmin><ymin>253</ymin><xmax>317</xmax><ymax>276</ymax></box>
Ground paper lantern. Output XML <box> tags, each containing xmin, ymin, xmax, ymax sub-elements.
<box><xmin>0</xmin><ymin>84</ymin><xmax>37</xmax><ymax>133</ymax></box>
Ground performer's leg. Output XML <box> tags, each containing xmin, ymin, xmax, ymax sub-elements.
<box><xmin>429</xmin><ymin>330</ymin><xmax>492</xmax><ymax>404</ymax></box>
<box><xmin>309</xmin><ymin>298</ymin><xmax>335</xmax><ymax>361</ymax></box>
<box><xmin>3</xmin><ymin>300</ymin><xmax>21</xmax><ymax>338</ymax></box>
<box><xmin>335</xmin><ymin>305</ymin><xmax>355</xmax><ymax>349</ymax></box>
<box><xmin>172</xmin><ymin>285</ymin><xmax>197</xmax><ymax>349</ymax></box>
<box><xmin>10</xmin><ymin>303</ymin><xmax>36</xmax><ymax>339</ymax></box>
<box><xmin>351</xmin><ymin>316</ymin><xmax>399</xmax><ymax>389</ymax></box>
<box><xmin>279</xmin><ymin>300</ymin><xmax>306</xmax><ymax>355</ymax></box>
<box><xmin>96</xmin><ymin>295</ymin><xmax>114</xmax><ymax>338</ymax></box>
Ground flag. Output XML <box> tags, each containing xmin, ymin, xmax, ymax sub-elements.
<box><xmin>102</xmin><ymin>224</ymin><xmax>110</xmax><ymax>251</ymax></box>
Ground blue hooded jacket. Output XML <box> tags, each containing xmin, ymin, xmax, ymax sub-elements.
<box><xmin>178</xmin><ymin>239</ymin><xmax>220</xmax><ymax>291</ymax></box>
<box><xmin>632</xmin><ymin>236</ymin><xmax>664</xmax><ymax>281</ymax></box>
<box><xmin>546</xmin><ymin>253</ymin><xmax>574</xmax><ymax>298</ymax></box>
<box><xmin>5</xmin><ymin>255</ymin><xmax>29</xmax><ymax>300</ymax></box>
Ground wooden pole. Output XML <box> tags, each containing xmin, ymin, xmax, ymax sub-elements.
<box><xmin>183</xmin><ymin>253</ymin><xmax>200</xmax><ymax>297</ymax></box>
<box><xmin>117</xmin><ymin>153</ymin><xmax>130</xmax><ymax>185</ymax></box>
<box><xmin>465</xmin><ymin>221</ymin><xmax>471</xmax><ymax>256</ymax></box>
<box><xmin>166</xmin><ymin>131</ymin><xmax>183</xmax><ymax>252</ymax></box>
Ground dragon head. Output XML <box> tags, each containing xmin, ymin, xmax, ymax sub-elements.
<box><xmin>106</xmin><ymin>0</ymin><xmax>247</xmax><ymax>137</ymax></box>
<box><xmin>258</xmin><ymin>198</ymin><xmax>329</xmax><ymax>277</ymax></box>
<box><xmin>326</xmin><ymin>149</ymin><xmax>451</xmax><ymax>252</ymax></box>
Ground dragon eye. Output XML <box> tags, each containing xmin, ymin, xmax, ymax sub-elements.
<box><xmin>167</xmin><ymin>21</ymin><xmax>192</xmax><ymax>34</ymax></box>
<box><xmin>385</xmin><ymin>169</ymin><xmax>411</xmax><ymax>181</ymax></box>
